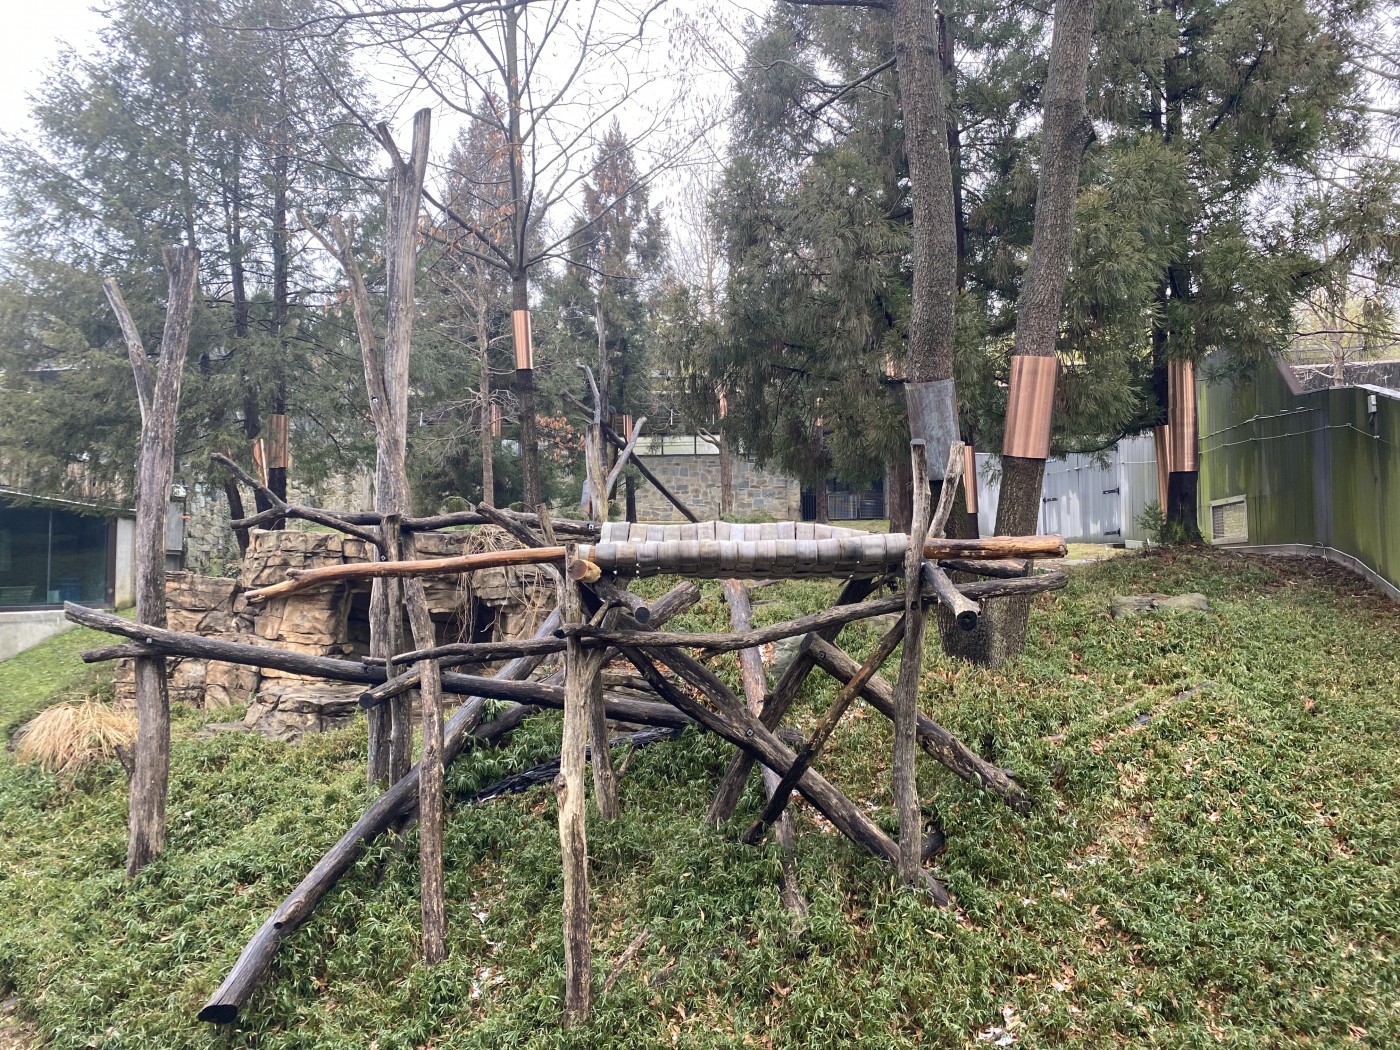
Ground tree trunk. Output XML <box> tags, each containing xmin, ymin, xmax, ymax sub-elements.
<box><xmin>479</xmin><ymin>316</ymin><xmax>495</xmax><ymax>506</ymax></box>
<box><xmin>559</xmin><ymin>566</ymin><xmax>594</xmax><ymax>1024</ymax></box>
<box><xmin>112</xmin><ymin>246</ymin><xmax>201</xmax><ymax>876</ymax></box>
<box><xmin>515</xmin><ymin>273</ymin><xmax>540</xmax><ymax>507</ymax></box>
<box><xmin>891</xmin><ymin>0</ymin><xmax>958</xmax><ymax>387</ymax></box>
<box><xmin>950</xmin><ymin>0</ymin><xmax>1095</xmax><ymax>667</ymax></box>
<box><xmin>506</xmin><ymin>6</ymin><xmax>541</xmax><ymax>509</ymax></box>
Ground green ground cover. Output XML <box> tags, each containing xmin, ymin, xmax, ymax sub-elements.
<box><xmin>0</xmin><ymin>549</ymin><xmax>1396</xmax><ymax>1048</ymax></box>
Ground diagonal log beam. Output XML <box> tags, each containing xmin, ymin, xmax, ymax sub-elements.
<box><xmin>804</xmin><ymin>637</ymin><xmax>1032</xmax><ymax>812</ymax></box>
<box><xmin>742</xmin><ymin>616</ymin><xmax>907</xmax><ymax>845</ymax></box>
<box><xmin>622</xmin><ymin>644</ymin><xmax>950</xmax><ymax>905</ymax></box>
<box><xmin>720</xmin><ymin>579</ymin><xmax>808</xmax><ymax>924</ymax></box>
<box><xmin>706</xmin><ymin>576</ymin><xmax>875</xmax><ymax>825</ymax></box>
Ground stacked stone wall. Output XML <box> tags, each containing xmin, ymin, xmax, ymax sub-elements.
<box><xmin>631</xmin><ymin>454</ymin><xmax>801</xmax><ymax>522</ymax></box>
<box><xmin>116</xmin><ymin>527</ymin><xmax>551</xmax><ymax>742</ymax></box>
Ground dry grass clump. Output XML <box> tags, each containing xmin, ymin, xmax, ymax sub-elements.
<box><xmin>15</xmin><ymin>698</ymin><xmax>137</xmax><ymax>774</ymax></box>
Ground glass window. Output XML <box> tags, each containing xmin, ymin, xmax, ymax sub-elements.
<box><xmin>0</xmin><ymin>506</ymin><xmax>51</xmax><ymax>606</ymax></box>
<box><xmin>0</xmin><ymin>503</ymin><xmax>111</xmax><ymax>607</ymax></box>
<box><xmin>49</xmin><ymin>509</ymin><xmax>110</xmax><ymax>604</ymax></box>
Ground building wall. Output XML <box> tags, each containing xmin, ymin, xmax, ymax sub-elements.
<box><xmin>973</xmin><ymin>434</ymin><xmax>1160</xmax><ymax>544</ymax></box>
<box><xmin>631</xmin><ymin>450</ymin><xmax>802</xmax><ymax>522</ymax></box>
<box><xmin>1198</xmin><ymin>357</ymin><xmax>1399</xmax><ymax>598</ymax></box>
<box><xmin>0</xmin><ymin>610</ymin><xmax>75</xmax><ymax>661</ymax></box>
<box><xmin>114</xmin><ymin>517</ymin><xmax>136</xmax><ymax>607</ymax></box>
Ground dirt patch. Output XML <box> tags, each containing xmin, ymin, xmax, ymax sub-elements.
<box><xmin>0</xmin><ymin>999</ymin><xmax>38</xmax><ymax>1049</ymax></box>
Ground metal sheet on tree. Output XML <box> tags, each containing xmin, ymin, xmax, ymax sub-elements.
<box><xmin>905</xmin><ymin>380</ymin><xmax>959</xmax><ymax>478</ymax></box>
<box><xmin>1003</xmin><ymin>355</ymin><xmax>1057</xmax><ymax>459</ymax></box>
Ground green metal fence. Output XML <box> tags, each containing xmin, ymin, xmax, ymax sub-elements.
<box><xmin>1198</xmin><ymin>357</ymin><xmax>1400</xmax><ymax>599</ymax></box>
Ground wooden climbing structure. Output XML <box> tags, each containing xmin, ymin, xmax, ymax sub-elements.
<box><xmin>67</xmin><ymin>437</ymin><xmax>1068</xmax><ymax>1027</ymax></box>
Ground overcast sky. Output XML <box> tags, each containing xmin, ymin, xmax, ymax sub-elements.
<box><xmin>0</xmin><ymin>2</ymin><xmax>105</xmax><ymax>138</ymax></box>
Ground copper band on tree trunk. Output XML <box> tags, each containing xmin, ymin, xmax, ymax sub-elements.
<box><xmin>905</xmin><ymin>379</ymin><xmax>959</xmax><ymax>479</ymax></box>
<box><xmin>512</xmin><ymin>309</ymin><xmax>533</xmax><ymax>371</ymax></box>
<box><xmin>1153</xmin><ymin>425</ymin><xmax>1171</xmax><ymax>509</ymax></box>
<box><xmin>1167</xmin><ymin>358</ymin><xmax>1199</xmax><ymax>472</ymax></box>
<box><xmin>490</xmin><ymin>404</ymin><xmax>502</xmax><ymax>438</ymax></box>
<box><xmin>1002</xmin><ymin>355</ymin><xmax>1058</xmax><ymax>459</ymax></box>
<box><xmin>265</xmin><ymin>414</ymin><xmax>289</xmax><ymax>470</ymax></box>
<box><xmin>962</xmin><ymin>444</ymin><xmax>978</xmax><ymax>515</ymax></box>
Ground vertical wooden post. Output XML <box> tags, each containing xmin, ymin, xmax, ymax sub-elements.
<box><xmin>720</xmin><ymin>579</ymin><xmax>807</xmax><ymax>925</ymax></box>
<box><xmin>892</xmin><ymin>440</ymin><xmax>933</xmax><ymax>884</ymax></box>
<box><xmin>304</xmin><ymin>110</ymin><xmax>445</xmax><ymax>959</ymax></box>
<box><xmin>406</xmin><ymin>573</ymin><xmax>447</xmax><ymax>963</ymax></box>
<box><xmin>559</xmin><ymin>548</ymin><xmax>594</xmax><ymax>1025</ymax></box>
<box><xmin>103</xmin><ymin>246</ymin><xmax>201</xmax><ymax>876</ymax></box>
<box><xmin>575</xmin><ymin>365</ymin><xmax>620</xmax><ymax>819</ymax></box>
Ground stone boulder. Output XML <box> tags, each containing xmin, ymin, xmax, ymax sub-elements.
<box><xmin>1109</xmin><ymin>592</ymin><xmax>1210</xmax><ymax>618</ymax></box>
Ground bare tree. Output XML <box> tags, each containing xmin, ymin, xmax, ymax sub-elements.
<box><xmin>103</xmin><ymin>246</ymin><xmax>201</xmax><ymax>876</ymax></box>
<box><xmin>349</xmin><ymin>0</ymin><xmax>703</xmax><ymax>507</ymax></box>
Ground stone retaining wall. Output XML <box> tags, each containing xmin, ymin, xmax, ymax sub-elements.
<box><xmin>117</xmin><ymin>527</ymin><xmax>552</xmax><ymax>742</ymax></box>
<box><xmin>632</xmin><ymin>454</ymin><xmax>801</xmax><ymax>522</ymax></box>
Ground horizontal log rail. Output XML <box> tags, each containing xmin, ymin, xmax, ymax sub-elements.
<box><xmin>242</xmin><ymin>533</ymin><xmax>1067</xmax><ymax>604</ymax></box>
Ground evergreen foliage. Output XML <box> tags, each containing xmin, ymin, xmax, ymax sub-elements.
<box><xmin>0</xmin><ymin>0</ymin><xmax>374</xmax><ymax>504</ymax></box>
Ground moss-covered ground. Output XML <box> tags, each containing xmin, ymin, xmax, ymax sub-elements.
<box><xmin>0</xmin><ymin>549</ymin><xmax>1396</xmax><ymax>1048</ymax></box>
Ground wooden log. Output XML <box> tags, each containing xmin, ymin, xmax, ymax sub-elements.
<box><xmin>706</xmin><ymin>577</ymin><xmax>874</xmax><ymax>826</ymax></box>
<box><xmin>720</xmin><ymin>580</ymin><xmax>807</xmax><ymax>926</ymax></box>
<box><xmin>559</xmin><ymin>556</ymin><xmax>594</xmax><ymax>1023</ymax></box>
<box><xmin>242</xmin><ymin>547</ymin><xmax>581</xmax><ymax>603</ymax></box>
<box><xmin>107</xmin><ymin>246</ymin><xmax>200</xmax><ymax>877</ymax></box>
<box><xmin>923</xmin><ymin>563</ymin><xmax>979</xmax><ymax>631</ymax></box>
<box><xmin>621</xmin><ymin>645</ymin><xmax>949</xmax><ymax>904</ymax></box>
<box><xmin>242</xmin><ymin>533</ymin><xmax>1064</xmax><ymax>602</ymax></box>
<box><xmin>67</xmin><ymin>603</ymin><xmax>569</xmax><ymax>706</ymax></box>
<box><xmin>595</xmin><ymin>413</ymin><xmax>701</xmax><ymax>523</ymax></box>
<box><xmin>475</xmin><ymin>501</ymin><xmax>546</xmax><ymax>549</ymax></box>
<box><xmin>603</xmin><ymin>415</ymin><xmax>647</xmax><ymax>500</ymax></box>
<box><xmin>195</xmin><ymin>580</ymin><xmax>700</xmax><ymax>1026</ymax></box>
<box><xmin>585</xmin><ymin>609</ymin><xmax>620</xmax><ymax>820</ymax></box>
<box><xmin>894</xmin><ymin>441</ymin><xmax>934</xmax><ymax>884</ymax></box>
<box><xmin>805</xmin><ymin>637</ymin><xmax>1032</xmax><ymax>812</ymax></box>
<box><xmin>565</xmin><ymin>569</ymin><xmax>1066</xmax><ymax>654</ymax></box>
<box><xmin>929</xmin><ymin>440</ymin><xmax>966</xmax><ymax>538</ymax></box>
<box><xmin>742</xmin><ymin>616</ymin><xmax>906</xmax><ymax>845</ymax></box>
<box><xmin>210</xmin><ymin>454</ymin><xmax>383</xmax><ymax>548</ymax></box>
<box><xmin>938</xmin><ymin>558</ymin><xmax>1029</xmax><ymax>578</ymax></box>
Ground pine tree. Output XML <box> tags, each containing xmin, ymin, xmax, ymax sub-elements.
<box><xmin>0</xmin><ymin>0</ymin><xmax>371</xmax><ymax>526</ymax></box>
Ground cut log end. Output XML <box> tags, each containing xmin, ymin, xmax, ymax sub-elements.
<box><xmin>566</xmin><ymin>558</ymin><xmax>602</xmax><ymax>583</ymax></box>
<box><xmin>197</xmin><ymin>1004</ymin><xmax>238</xmax><ymax>1025</ymax></box>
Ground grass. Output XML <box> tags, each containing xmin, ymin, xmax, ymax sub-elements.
<box><xmin>1</xmin><ymin>550</ymin><xmax>1397</xmax><ymax>1048</ymax></box>
<box><xmin>13</xmin><ymin>698</ymin><xmax>136</xmax><ymax>775</ymax></box>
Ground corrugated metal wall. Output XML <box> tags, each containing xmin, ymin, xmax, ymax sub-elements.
<box><xmin>974</xmin><ymin>434</ymin><xmax>1159</xmax><ymax>543</ymax></box>
<box><xmin>1198</xmin><ymin>358</ymin><xmax>1399</xmax><ymax>596</ymax></box>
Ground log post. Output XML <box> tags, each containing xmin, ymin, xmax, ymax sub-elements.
<box><xmin>103</xmin><ymin>246</ymin><xmax>200</xmax><ymax>877</ymax></box>
<box><xmin>559</xmin><ymin>548</ymin><xmax>594</xmax><ymax>1024</ymax></box>
<box><xmin>720</xmin><ymin>579</ymin><xmax>807</xmax><ymax>924</ymax></box>
<box><xmin>893</xmin><ymin>441</ymin><xmax>933</xmax><ymax>884</ymax></box>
